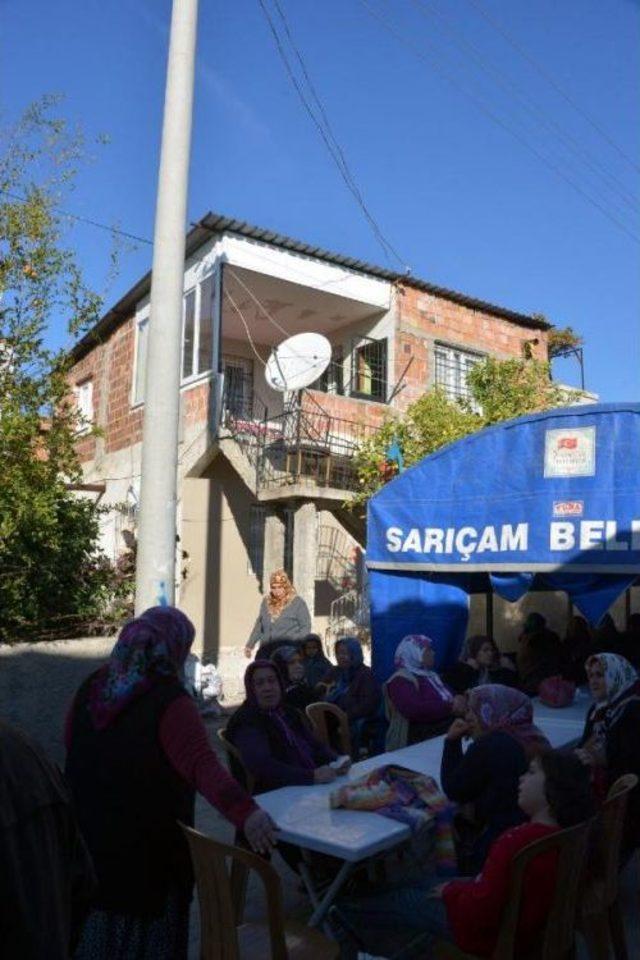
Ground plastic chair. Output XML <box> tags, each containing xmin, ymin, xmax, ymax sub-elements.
<box><xmin>181</xmin><ymin>824</ymin><xmax>339</xmax><ymax>960</ymax></box>
<box><xmin>305</xmin><ymin>702</ymin><xmax>352</xmax><ymax>756</ymax></box>
<box><xmin>434</xmin><ymin>818</ymin><xmax>592</xmax><ymax>960</ymax></box>
<box><xmin>578</xmin><ymin>773</ymin><xmax>638</xmax><ymax>960</ymax></box>
<box><xmin>217</xmin><ymin>727</ymin><xmax>256</xmax><ymax>795</ymax></box>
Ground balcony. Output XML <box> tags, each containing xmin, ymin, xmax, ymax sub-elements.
<box><xmin>219</xmin><ymin>371</ymin><xmax>380</xmax><ymax>494</ymax></box>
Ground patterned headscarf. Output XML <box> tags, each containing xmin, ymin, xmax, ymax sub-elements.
<box><xmin>266</xmin><ymin>569</ymin><xmax>297</xmax><ymax>619</ymax></box>
<box><xmin>586</xmin><ymin>653</ymin><xmax>640</xmax><ymax>740</ymax></box>
<box><xmin>87</xmin><ymin>606</ymin><xmax>195</xmax><ymax>730</ymax></box>
<box><xmin>394</xmin><ymin>635</ymin><xmax>453</xmax><ymax>702</ymax></box>
<box><xmin>467</xmin><ymin>684</ymin><xmax>550</xmax><ymax>756</ymax></box>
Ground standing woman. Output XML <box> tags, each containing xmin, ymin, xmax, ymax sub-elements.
<box><xmin>577</xmin><ymin>652</ymin><xmax>640</xmax><ymax>854</ymax></box>
<box><xmin>244</xmin><ymin>570</ymin><xmax>311</xmax><ymax>660</ymax></box>
<box><xmin>66</xmin><ymin>606</ymin><xmax>275</xmax><ymax>960</ymax></box>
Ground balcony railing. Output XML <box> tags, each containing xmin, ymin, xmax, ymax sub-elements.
<box><xmin>220</xmin><ymin>374</ymin><xmax>379</xmax><ymax>492</ymax></box>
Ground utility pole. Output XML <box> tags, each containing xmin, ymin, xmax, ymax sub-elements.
<box><xmin>135</xmin><ymin>0</ymin><xmax>199</xmax><ymax>614</ymax></box>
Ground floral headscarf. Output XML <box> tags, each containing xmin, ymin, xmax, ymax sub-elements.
<box><xmin>394</xmin><ymin>635</ymin><xmax>453</xmax><ymax>702</ymax></box>
<box><xmin>87</xmin><ymin>606</ymin><xmax>195</xmax><ymax>730</ymax></box>
<box><xmin>467</xmin><ymin>684</ymin><xmax>550</xmax><ymax>756</ymax></box>
<box><xmin>266</xmin><ymin>569</ymin><xmax>297</xmax><ymax>619</ymax></box>
<box><xmin>586</xmin><ymin>653</ymin><xmax>640</xmax><ymax>740</ymax></box>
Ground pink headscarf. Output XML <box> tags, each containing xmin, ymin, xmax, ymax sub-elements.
<box><xmin>467</xmin><ymin>684</ymin><xmax>550</xmax><ymax>757</ymax></box>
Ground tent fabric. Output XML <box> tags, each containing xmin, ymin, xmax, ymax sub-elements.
<box><xmin>367</xmin><ymin>404</ymin><xmax>640</xmax><ymax>681</ymax></box>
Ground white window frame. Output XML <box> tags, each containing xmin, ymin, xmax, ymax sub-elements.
<box><xmin>181</xmin><ymin>272</ymin><xmax>216</xmax><ymax>385</ymax></box>
<box><xmin>132</xmin><ymin>312</ymin><xmax>150</xmax><ymax>407</ymax></box>
<box><xmin>73</xmin><ymin>378</ymin><xmax>94</xmax><ymax>432</ymax></box>
<box><xmin>434</xmin><ymin>342</ymin><xmax>483</xmax><ymax>408</ymax></box>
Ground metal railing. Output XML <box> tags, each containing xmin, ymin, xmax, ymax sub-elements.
<box><xmin>220</xmin><ymin>375</ymin><xmax>378</xmax><ymax>492</ymax></box>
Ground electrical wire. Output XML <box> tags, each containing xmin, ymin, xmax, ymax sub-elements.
<box><xmin>223</xmin><ymin>288</ymin><xmax>269</xmax><ymax>366</ymax></box>
<box><xmin>226</xmin><ymin>266</ymin><xmax>292</xmax><ymax>339</ymax></box>
<box><xmin>256</xmin><ymin>0</ymin><xmax>409</xmax><ymax>270</ymax></box>
<box><xmin>408</xmin><ymin>0</ymin><xmax>640</xmax><ymax>216</ymax></box>
<box><xmin>463</xmin><ymin>0</ymin><xmax>640</xmax><ymax>176</ymax></box>
<box><xmin>0</xmin><ymin>189</ymin><xmax>153</xmax><ymax>246</ymax></box>
<box><xmin>357</xmin><ymin>0</ymin><xmax>640</xmax><ymax>245</ymax></box>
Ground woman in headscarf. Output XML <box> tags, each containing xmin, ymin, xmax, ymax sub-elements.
<box><xmin>244</xmin><ymin>570</ymin><xmax>312</xmax><ymax>660</ymax></box>
<box><xmin>443</xmin><ymin>635</ymin><xmax>519</xmax><ymax>695</ymax></box>
<box><xmin>441</xmin><ymin>684</ymin><xmax>551</xmax><ymax>874</ymax></box>
<box><xmin>386</xmin><ymin>635</ymin><xmax>460</xmax><ymax>748</ymax></box>
<box><xmin>577</xmin><ymin>652</ymin><xmax>640</xmax><ymax>853</ymax></box>
<box><xmin>227</xmin><ymin>661</ymin><xmax>349</xmax><ymax>793</ymax></box>
<box><xmin>270</xmin><ymin>645</ymin><xmax>319</xmax><ymax>713</ymax></box>
<box><xmin>302</xmin><ymin>633</ymin><xmax>332</xmax><ymax>688</ymax></box>
<box><xmin>65</xmin><ymin>606</ymin><xmax>276</xmax><ymax>960</ymax></box>
<box><xmin>324</xmin><ymin>637</ymin><xmax>382</xmax><ymax>756</ymax></box>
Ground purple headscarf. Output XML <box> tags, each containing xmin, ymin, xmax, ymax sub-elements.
<box><xmin>87</xmin><ymin>606</ymin><xmax>195</xmax><ymax>730</ymax></box>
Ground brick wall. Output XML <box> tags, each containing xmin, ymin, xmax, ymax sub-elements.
<box><xmin>69</xmin><ymin>314</ymin><xmax>211</xmax><ymax>464</ymax></box>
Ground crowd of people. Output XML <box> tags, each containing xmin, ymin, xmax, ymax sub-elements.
<box><xmin>2</xmin><ymin>569</ymin><xmax>640</xmax><ymax>959</ymax></box>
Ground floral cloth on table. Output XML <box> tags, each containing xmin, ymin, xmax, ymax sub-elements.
<box><xmin>330</xmin><ymin>764</ymin><xmax>456</xmax><ymax>876</ymax></box>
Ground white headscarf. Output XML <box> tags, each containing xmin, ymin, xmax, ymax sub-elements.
<box><xmin>394</xmin><ymin>635</ymin><xmax>453</xmax><ymax>702</ymax></box>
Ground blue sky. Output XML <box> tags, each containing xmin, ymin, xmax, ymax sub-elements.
<box><xmin>3</xmin><ymin>0</ymin><xmax>639</xmax><ymax>399</ymax></box>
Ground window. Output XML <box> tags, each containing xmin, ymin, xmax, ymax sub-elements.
<box><xmin>133</xmin><ymin>316</ymin><xmax>149</xmax><ymax>405</ymax></box>
<box><xmin>351</xmin><ymin>337</ymin><xmax>387</xmax><ymax>402</ymax></box>
<box><xmin>74</xmin><ymin>379</ymin><xmax>93</xmax><ymax>429</ymax></box>
<box><xmin>434</xmin><ymin>343</ymin><xmax>482</xmax><ymax>404</ymax></box>
<box><xmin>222</xmin><ymin>356</ymin><xmax>253</xmax><ymax>419</ymax></box>
<box><xmin>182</xmin><ymin>274</ymin><xmax>215</xmax><ymax>381</ymax></box>
<box><xmin>248</xmin><ymin>504</ymin><xmax>266</xmax><ymax>579</ymax></box>
<box><xmin>315</xmin><ymin>344</ymin><xmax>344</xmax><ymax>395</ymax></box>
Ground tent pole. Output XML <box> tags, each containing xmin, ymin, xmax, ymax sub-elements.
<box><xmin>486</xmin><ymin>589</ymin><xmax>494</xmax><ymax>640</ymax></box>
<box><xmin>625</xmin><ymin>589</ymin><xmax>631</xmax><ymax>630</ymax></box>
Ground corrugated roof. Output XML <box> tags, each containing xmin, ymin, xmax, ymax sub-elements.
<box><xmin>70</xmin><ymin>210</ymin><xmax>550</xmax><ymax>362</ymax></box>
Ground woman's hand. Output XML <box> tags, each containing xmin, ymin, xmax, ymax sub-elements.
<box><xmin>333</xmin><ymin>757</ymin><xmax>351</xmax><ymax>775</ymax></box>
<box><xmin>574</xmin><ymin>748</ymin><xmax>595</xmax><ymax>767</ymax></box>
<box><xmin>452</xmin><ymin>694</ymin><xmax>467</xmax><ymax>717</ymax></box>
<box><xmin>314</xmin><ymin>765</ymin><xmax>338</xmax><ymax>784</ymax></box>
<box><xmin>499</xmin><ymin>655</ymin><xmax>515</xmax><ymax>671</ymax></box>
<box><xmin>466</xmin><ymin>658</ymin><xmax>479</xmax><ymax>670</ymax></box>
<box><xmin>244</xmin><ymin>646</ymin><xmax>253</xmax><ymax>659</ymax></box>
<box><xmin>446</xmin><ymin>718</ymin><xmax>472</xmax><ymax>741</ymax></box>
<box><xmin>244</xmin><ymin>809</ymin><xmax>278</xmax><ymax>854</ymax></box>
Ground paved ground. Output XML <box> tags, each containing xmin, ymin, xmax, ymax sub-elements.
<box><xmin>1</xmin><ymin>636</ymin><xmax>638</xmax><ymax>958</ymax></box>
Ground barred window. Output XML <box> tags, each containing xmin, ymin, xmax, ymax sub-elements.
<box><xmin>434</xmin><ymin>343</ymin><xmax>482</xmax><ymax>405</ymax></box>
<box><xmin>351</xmin><ymin>337</ymin><xmax>387</xmax><ymax>402</ymax></box>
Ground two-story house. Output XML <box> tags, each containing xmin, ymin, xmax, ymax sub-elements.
<box><xmin>68</xmin><ymin>212</ymin><xmax>550</xmax><ymax>662</ymax></box>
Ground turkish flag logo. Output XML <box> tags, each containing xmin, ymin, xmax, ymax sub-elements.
<box><xmin>557</xmin><ymin>437</ymin><xmax>578</xmax><ymax>450</ymax></box>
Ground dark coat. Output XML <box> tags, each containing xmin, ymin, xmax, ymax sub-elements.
<box><xmin>65</xmin><ymin>675</ymin><xmax>194</xmax><ymax>917</ymax></box>
<box><xmin>324</xmin><ymin>663</ymin><xmax>382</xmax><ymax>722</ymax></box>
<box><xmin>441</xmin><ymin>731</ymin><xmax>528</xmax><ymax>874</ymax></box>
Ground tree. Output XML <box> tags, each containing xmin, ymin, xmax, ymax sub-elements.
<box><xmin>351</xmin><ymin>356</ymin><xmax>569</xmax><ymax>506</ymax></box>
<box><xmin>0</xmin><ymin>97</ymin><xmax>117</xmax><ymax>642</ymax></box>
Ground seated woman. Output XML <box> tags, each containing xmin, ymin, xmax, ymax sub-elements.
<box><xmin>302</xmin><ymin>633</ymin><xmax>332</xmax><ymax>688</ymax></box>
<box><xmin>577</xmin><ymin>652</ymin><xmax>640</xmax><ymax>855</ymax></box>
<box><xmin>324</xmin><ymin>637</ymin><xmax>383</xmax><ymax>754</ymax></box>
<box><xmin>334</xmin><ymin>751</ymin><xmax>594</xmax><ymax>960</ymax></box>
<box><xmin>226</xmin><ymin>661</ymin><xmax>348</xmax><ymax>793</ymax></box>
<box><xmin>386</xmin><ymin>635</ymin><xmax>460</xmax><ymax>748</ymax></box>
<box><xmin>270</xmin><ymin>645</ymin><xmax>319</xmax><ymax>713</ymax></box>
<box><xmin>516</xmin><ymin>613</ymin><xmax>561</xmax><ymax>694</ymax></box>
<box><xmin>441</xmin><ymin>684</ymin><xmax>550</xmax><ymax>875</ymax></box>
<box><xmin>443</xmin><ymin>635</ymin><xmax>519</xmax><ymax>695</ymax></box>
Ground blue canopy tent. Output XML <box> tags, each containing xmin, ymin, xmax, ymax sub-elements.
<box><xmin>366</xmin><ymin>403</ymin><xmax>640</xmax><ymax>681</ymax></box>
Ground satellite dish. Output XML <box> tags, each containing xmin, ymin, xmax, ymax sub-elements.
<box><xmin>265</xmin><ymin>332</ymin><xmax>332</xmax><ymax>392</ymax></box>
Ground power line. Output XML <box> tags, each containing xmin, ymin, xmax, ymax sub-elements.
<box><xmin>408</xmin><ymin>0</ymin><xmax>640</xmax><ymax>216</ymax></box>
<box><xmin>256</xmin><ymin>0</ymin><xmax>409</xmax><ymax>270</ymax></box>
<box><xmin>226</xmin><ymin>266</ymin><xmax>292</xmax><ymax>339</ymax></box>
<box><xmin>0</xmin><ymin>189</ymin><xmax>153</xmax><ymax>246</ymax></box>
<box><xmin>463</xmin><ymin>0</ymin><xmax>640</xmax><ymax>176</ymax></box>
<box><xmin>358</xmin><ymin>0</ymin><xmax>640</xmax><ymax>245</ymax></box>
<box><xmin>223</xmin><ymin>288</ymin><xmax>269</xmax><ymax>366</ymax></box>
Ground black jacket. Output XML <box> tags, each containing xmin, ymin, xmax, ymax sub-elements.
<box><xmin>65</xmin><ymin>675</ymin><xmax>194</xmax><ymax>918</ymax></box>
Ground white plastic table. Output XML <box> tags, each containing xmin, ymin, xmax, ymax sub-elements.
<box><xmin>255</xmin><ymin>697</ymin><xmax>590</xmax><ymax>925</ymax></box>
